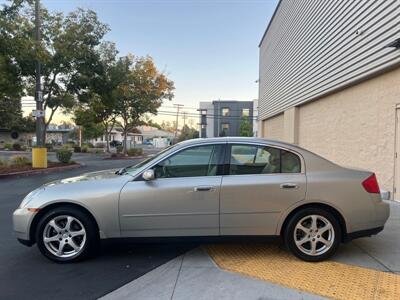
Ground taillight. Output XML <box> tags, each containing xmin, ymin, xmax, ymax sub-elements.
<box><xmin>362</xmin><ymin>173</ymin><xmax>380</xmax><ymax>194</ymax></box>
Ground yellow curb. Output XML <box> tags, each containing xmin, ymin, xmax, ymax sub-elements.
<box><xmin>206</xmin><ymin>244</ymin><xmax>400</xmax><ymax>300</ymax></box>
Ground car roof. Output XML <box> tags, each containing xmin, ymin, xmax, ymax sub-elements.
<box><xmin>176</xmin><ymin>137</ymin><xmax>300</xmax><ymax>150</ymax></box>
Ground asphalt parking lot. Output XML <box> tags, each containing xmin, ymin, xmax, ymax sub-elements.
<box><xmin>0</xmin><ymin>152</ymin><xmax>195</xmax><ymax>300</ymax></box>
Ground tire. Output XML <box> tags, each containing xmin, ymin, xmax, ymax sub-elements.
<box><xmin>284</xmin><ymin>207</ymin><xmax>341</xmax><ymax>262</ymax></box>
<box><xmin>35</xmin><ymin>206</ymin><xmax>99</xmax><ymax>263</ymax></box>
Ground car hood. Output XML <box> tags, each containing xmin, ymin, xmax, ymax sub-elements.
<box><xmin>43</xmin><ymin>169</ymin><xmax>123</xmax><ymax>187</ymax></box>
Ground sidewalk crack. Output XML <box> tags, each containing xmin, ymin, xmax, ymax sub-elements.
<box><xmin>353</xmin><ymin>242</ymin><xmax>393</xmax><ymax>272</ymax></box>
<box><xmin>170</xmin><ymin>255</ymin><xmax>184</xmax><ymax>300</ymax></box>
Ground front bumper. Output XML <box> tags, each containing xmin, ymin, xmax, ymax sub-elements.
<box><xmin>13</xmin><ymin>208</ymin><xmax>36</xmax><ymax>246</ymax></box>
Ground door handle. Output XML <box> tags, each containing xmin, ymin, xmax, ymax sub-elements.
<box><xmin>280</xmin><ymin>183</ymin><xmax>298</xmax><ymax>189</ymax></box>
<box><xmin>194</xmin><ymin>186</ymin><xmax>216</xmax><ymax>192</ymax></box>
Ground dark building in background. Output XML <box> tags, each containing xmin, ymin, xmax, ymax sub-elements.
<box><xmin>198</xmin><ymin>100</ymin><xmax>254</xmax><ymax>138</ymax></box>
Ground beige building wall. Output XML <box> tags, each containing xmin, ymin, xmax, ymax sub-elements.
<box><xmin>262</xmin><ymin>113</ymin><xmax>284</xmax><ymax>141</ymax></box>
<box><xmin>261</xmin><ymin>67</ymin><xmax>400</xmax><ymax>195</ymax></box>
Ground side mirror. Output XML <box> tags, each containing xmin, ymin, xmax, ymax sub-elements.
<box><xmin>142</xmin><ymin>169</ymin><xmax>155</xmax><ymax>181</ymax></box>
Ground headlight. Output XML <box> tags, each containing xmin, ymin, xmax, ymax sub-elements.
<box><xmin>19</xmin><ymin>188</ymin><xmax>44</xmax><ymax>208</ymax></box>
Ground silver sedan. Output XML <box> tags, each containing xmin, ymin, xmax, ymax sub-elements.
<box><xmin>13</xmin><ymin>137</ymin><xmax>390</xmax><ymax>262</ymax></box>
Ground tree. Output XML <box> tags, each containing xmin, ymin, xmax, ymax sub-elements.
<box><xmin>160</xmin><ymin>120</ymin><xmax>175</xmax><ymax>132</ymax></box>
<box><xmin>73</xmin><ymin>107</ymin><xmax>104</xmax><ymax>141</ymax></box>
<box><xmin>1</xmin><ymin>2</ymin><xmax>109</xmax><ymax>137</ymax></box>
<box><xmin>0</xmin><ymin>1</ymin><xmax>28</xmax><ymax>129</ymax></box>
<box><xmin>74</xmin><ymin>42</ymin><xmax>127</xmax><ymax>152</ymax></box>
<box><xmin>178</xmin><ymin>124</ymin><xmax>199</xmax><ymax>142</ymax></box>
<box><xmin>239</xmin><ymin>117</ymin><xmax>253</xmax><ymax>137</ymax></box>
<box><xmin>115</xmin><ymin>55</ymin><xmax>174</xmax><ymax>155</ymax></box>
<box><xmin>142</xmin><ymin>114</ymin><xmax>162</xmax><ymax>130</ymax></box>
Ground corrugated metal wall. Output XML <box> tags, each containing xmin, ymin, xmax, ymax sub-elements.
<box><xmin>259</xmin><ymin>0</ymin><xmax>400</xmax><ymax>120</ymax></box>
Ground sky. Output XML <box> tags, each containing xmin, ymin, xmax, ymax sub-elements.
<box><xmin>20</xmin><ymin>0</ymin><xmax>278</xmax><ymax>126</ymax></box>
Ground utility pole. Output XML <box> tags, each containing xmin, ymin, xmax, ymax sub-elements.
<box><xmin>32</xmin><ymin>0</ymin><xmax>47</xmax><ymax>168</ymax></box>
<box><xmin>174</xmin><ymin>104</ymin><xmax>184</xmax><ymax>139</ymax></box>
<box><xmin>182</xmin><ymin>111</ymin><xmax>187</xmax><ymax>128</ymax></box>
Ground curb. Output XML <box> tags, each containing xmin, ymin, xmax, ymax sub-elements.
<box><xmin>0</xmin><ymin>163</ymin><xmax>83</xmax><ymax>179</ymax></box>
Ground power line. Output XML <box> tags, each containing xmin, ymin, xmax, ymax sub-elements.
<box><xmin>159</xmin><ymin>104</ymin><xmax>259</xmax><ymax>112</ymax></box>
<box><xmin>156</xmin><ymin>110</ymin><xmax>258</xmax><ymax>120</ymax></box>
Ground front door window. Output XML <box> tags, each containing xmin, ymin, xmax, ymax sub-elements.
<box><xmin>154</xmin><ymin>145</ymin><xmax>222</xmax><ymax>178</ymax></box>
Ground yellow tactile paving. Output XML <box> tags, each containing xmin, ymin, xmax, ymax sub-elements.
<box><xmin>206</xmin><ymin>244</ymin><xmax>400</xmax><ymax>300</ymax></box>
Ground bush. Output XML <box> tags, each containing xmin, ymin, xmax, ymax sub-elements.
<box><xmin>0</xmin><ymin>158</ymin><xmax>6</xmax><ymax>166</ymax></box>
<box><xmin>11</xmin><ymin>156</ymin><xmax>30</xmax><ymax>166</ymax></box>
<box><xmin>95</xmin><ymin>142</ymin><xmax>105</xmax><ymax>148</ymax></box>
<box><xmin>4</xmin><ymin>143</ymin><xmax>12</xmax><ymax>150</ymax></box>
<box><xmin>116</xmin><ymin>145</ymin><xmax>123</xmax><ymax>153</ymax></box>
<box><xmin>73</xmin><ymin>146</ymin><xmax>81</xmax><ymax>153</ymax></box>
<box><xmin>81</xmin><ymin>146</ymin><xmax>88</xmax><ymax>153</ymax></box>
<box><xmin>20</xmin><ymin>145</ymin><xmax>27</xmax><ymax>151</ymax></box>
<box><xmin>83</xmin><ymin>142</ymin><xmax>94</xmax><ymax>148</ymax></box>
<box><xmin>12</xmin><ymin>143</ymin><xmax>22</xmax><ymax>151</ymax></box>
<box><xmin>127</xmin><ymin>148</ymin><xmax>143</xmax><ymax>157</ymax></box>
<box><xmin>56</xmin><ymin>148</ymin><xmax>73</xmax><ymax>163</ymax></box>
<box><xmin>45</xmin><ymin>143</ymin><xmax>53</xmax><ymax>151</ymax></box>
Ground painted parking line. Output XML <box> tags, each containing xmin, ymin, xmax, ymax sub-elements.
<box><xmin>206</xmin><ymin>243</ymin><xmax>400</xmax><ymax>300</ymax></box>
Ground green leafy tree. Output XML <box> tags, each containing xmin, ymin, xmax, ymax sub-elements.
<box><xmin>160</xmin><ymin>120</ymin><xmax>175</xmax><ymax>132</ymax></box>
<box><xmin>73</xmin><ymin>108</ymin><xmax>104</xmax><ymax>141</ymax></box>
<box><xmin>1</xmin><ymin>2</ymin><xmax>109</xmax><ymax>135</ymax></box>
<box><xmin>178</xmin><ymin>124</ymin><xmax>199</xmax><ymax>142</ymax></box>
<box><xmin>115</xmin><ymin>55</ymin><xmax>174</xmax><ymax>155</ymax></box>
<box><xmin>239</xmin><ymin>117</ymin><xmax>253</xmax><ymax>137</ymax></box>
<box><xmin>74</xmin><ymin>42</ymin><xmax>127</xmax><ymax>152</ymax></box>
<box><xmin>0</xmin><ymin>1</ymin><xmax>29</xmax><ymax>129</ymax></box>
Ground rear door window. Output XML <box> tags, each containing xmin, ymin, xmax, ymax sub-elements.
<box><xmin>228</xmin><ymin>144</ymin><xmax>301</xmax><ymax>175</ymax></box>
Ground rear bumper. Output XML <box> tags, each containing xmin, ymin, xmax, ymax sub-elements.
<box><xmin>344</xmin><ymin>226</ymin><xmax>384</xmax><ymax>242</ymax></box>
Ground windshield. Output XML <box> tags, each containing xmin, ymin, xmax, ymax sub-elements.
<box><xmin>119</xmin><ymin>145</ymin><xmax>174</xmax><ymax>175</ymax></box>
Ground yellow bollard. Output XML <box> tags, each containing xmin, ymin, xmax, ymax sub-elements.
<box><xmin>32</xmin><ymin>147</ymin><xmax>47</xmax><ymax>168</ymax></box>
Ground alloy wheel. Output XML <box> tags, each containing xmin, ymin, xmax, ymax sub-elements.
<box><xmin>42</xmin><ymin>215</ymin><xmax>86</xmax><ymax>258</ymax></box>
<box><xmin>293</xmin><ymin>214</ymin><xmax>335</xmax><ymax>256</ymax></box>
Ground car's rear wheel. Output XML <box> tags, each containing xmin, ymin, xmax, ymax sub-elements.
<box><xmin>35</xmin><ymin>206</ymin><xmax>98</xmax><ymax>263</ymax></box>
<box><xmin>284</xmin><ymin>208</ymin><xmax>341</xmax><ymax>262</ymax></box>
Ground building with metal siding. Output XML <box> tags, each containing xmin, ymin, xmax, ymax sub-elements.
<box><xmin>258</xmin><ymin>0</ymin><xmax>400</xmax><ymax>199</ymax></box>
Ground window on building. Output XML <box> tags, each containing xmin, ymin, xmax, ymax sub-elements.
<box><xmin>228</xmin><ymin>144</ymin><xmax>301</xmax><ymax>175</ymax></box>
<box><xmin>242</xmin><ymin>108</ymin><xmax>250</xmax><ymax>117</ymax></box>
<box><xmin>154</xmin><ymin>145</ymin><xmax>221</xmax><ymax>178</ymax></box>
<box><xmin>221</xmin><ymin>123</ymin><xmax>229</xmax><ymax>136</ymax></box>
<box><xmin>222</xmin><ymin>108</ymin><xmax>230</xmax><ymax>116</ymax></box>
<box><xmin>200</xmin><ymin>109</ymin><xmax>207</xmax><ymax>115</ymax></box>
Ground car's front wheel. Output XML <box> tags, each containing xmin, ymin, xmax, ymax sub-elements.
<box><xmin>35</xmin><ymin>206</ymin><xmax>98</xmax><ymax>263</ymax></box>
<box><xmin>284</xmin><ymin>208</ymin><xmax>341</xmax><ymax>262</ymax></box>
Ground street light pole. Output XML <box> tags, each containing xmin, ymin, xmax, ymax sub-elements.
<box><xmin>32</xmin><ymin>0</ymin><xmax>47</xmax><ymax>168</ymax></box>
<box><xmin>35</xmin><ymin>0</ymin><xmax>45</xmax><ymax>147</ymax></box>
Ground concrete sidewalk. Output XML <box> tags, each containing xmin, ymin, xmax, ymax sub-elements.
<box><xmin>101</xmin><ymin>247</ymin><xmax>323</xmax><ymax>300</ymax></box>
<box><xmin>102</xmin><ymin>201</ymin><xmax>399</xmax><ymax>300</ymax></box>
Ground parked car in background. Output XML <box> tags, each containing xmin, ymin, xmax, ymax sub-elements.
<box><xmin>109</xmin><ymin>140</ymin><xmax>122</xmax><ymax>147</ymax></box>
<box><xmin>13</xmin><ymin>137</ymin><xmax>389</xmax><ymax>262</ymax></box>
